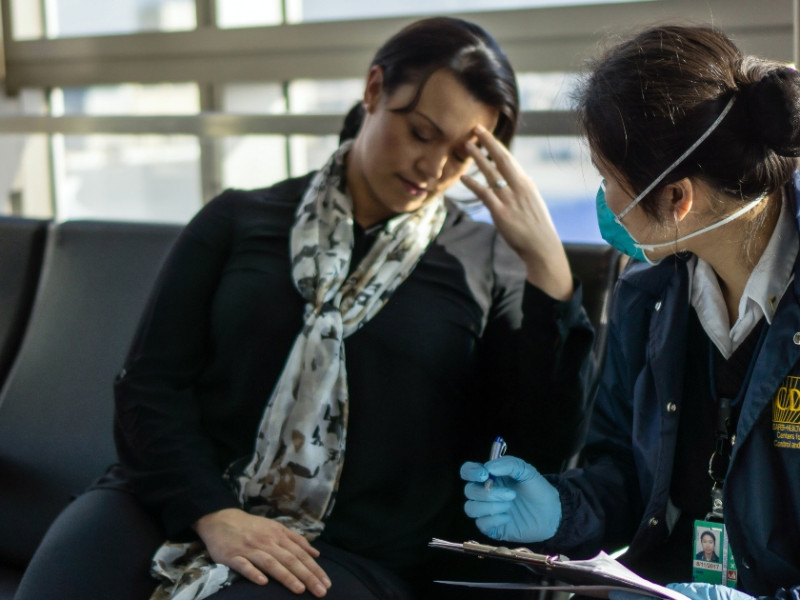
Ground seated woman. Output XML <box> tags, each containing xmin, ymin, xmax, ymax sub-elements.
<box><xmin>462</xmin><ymin>23</ymin><xmax>800</xmax><ymax>600</ymax></box>
<box><xmin>15</xmin><ymin>16</ymin><xmax>593</xmax><ymax>600</ymax></box>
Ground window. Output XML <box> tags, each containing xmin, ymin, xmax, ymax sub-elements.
<box><xmin>11</xmin><ymin>0</ymin><xmax>196</xmax><ymax>40</ymax></box>
<box><xmin>51</xmin><ymin>84</ymin><xmax>202</xmax><ymax>222</ymax></box>
<box><xmin>219</xmin><ymin>79</ymin><xmax>361</xmax><ymax>190</ymax></box>
<box><xmin>215</xmin><ymin>0</ymin><xmax>651</xmax><ymax>26</ymax></box>
<box><xmin>1</xmin><ymin>0</ymin><xmax>790</xmax><ymax>241</ymax></box>
<box><xmin>0</xmin><ymin>89</ymin><xmax>50</xmax><ymax>216</ymax></box>
<box><xmin>219</xmin><ymin>83</ymin><xmax>284</xmax><ymax>190</ymax></box>
<box><xmin>513</xmin><ymin>136</ymin><xmax>601</xmax><ymax>242</ymax></box>
<box><xmin>215</xmin><ymin>0</ymin><xmax>282</xmax><ymax>28</ymax></box>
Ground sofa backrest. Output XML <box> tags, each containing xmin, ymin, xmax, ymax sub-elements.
<box><xmin>560</xmin><ymin>242</ymin><xmax>625</xmax><ymax>469</ymax></box>
<box><xmin>0</xmin><ymin>217</ymin><xmax>49</xmax><ymax>390</ymax></box>
<box><xmin>563</xmin><ymin>242</ymin><xmax>624</xmax><ymax>365</ymax></box>
<box><xmin>0</xmin><ymin>220</ymin><xmax>181</xmax><ymax>567</ymax></box>
<box><xmin>0</xmin><ymin>220</ymin><xmax>623</xmax><ymax>569</ymax></box>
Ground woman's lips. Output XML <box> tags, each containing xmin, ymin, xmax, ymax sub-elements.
<box><xmin>398</xmin><ymin>176</ymin><xmax>428</xmax><ymax>197</ymax></box>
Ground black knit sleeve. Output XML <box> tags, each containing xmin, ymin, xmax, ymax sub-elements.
<box><xmin>477</xmin><ymin>230</ymin><xmax>595</xmax><ymax>474</ymax></box>
<box><xmin>113</xmin><ymin>191</ymin><xmax>245</xmax><ymax>537</ymax></box>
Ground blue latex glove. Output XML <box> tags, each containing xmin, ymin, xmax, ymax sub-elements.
<box><xmin>667</xmin><ymin>583</ymin><xmax>756</xmax><ymax>600</ymax></box>
<box><xmin>461</xmin><ymin>455</ymin><xmax>561</xmax><ymax>543</ymax></box>
<box><xmin>608</xmin><ymin>583</ymin><xmax>755</xmax><ymax>600</ymax></box>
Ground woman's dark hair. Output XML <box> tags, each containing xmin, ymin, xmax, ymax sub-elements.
<box><xmin>577</xmin><ymin>24</ymin><xmax>800</xmax><ymax>218</ymax></box>
<box><xmin>339</xmin><ymin>16</ymin><xmax>519</xmax><ymax>146</ymax></box>
<box><xmin>700</xmin><ymin>531</ymin><xmax>716</xmax><ymax>543</ymax></box>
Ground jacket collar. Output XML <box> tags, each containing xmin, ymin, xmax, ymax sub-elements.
<box><xmin>618</xmin><ymin>172</ymin><xmax>800</xmax><ymax>300</ymax></box>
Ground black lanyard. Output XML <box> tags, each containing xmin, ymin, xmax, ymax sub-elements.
<box><xmin>705</xmin><ymin>320</ymin><xmax>768</xmax><ymax>521</ymax></box>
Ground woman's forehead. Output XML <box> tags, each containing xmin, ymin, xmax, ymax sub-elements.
<box><xmin>386</xmin><ymin>69</ymin><xmax>499</xmax><ymax>137</ymax></box>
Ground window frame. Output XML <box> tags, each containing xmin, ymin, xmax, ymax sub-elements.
<box><xmin>0</xmin><ymin>0</ymin><xmax>795</xmax><ymax>212</ymax></box>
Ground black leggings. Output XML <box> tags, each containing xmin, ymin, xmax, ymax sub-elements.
<box><xmin>14</xmin><ymin>489</ymin><xmax>162</xmax><ymax>600</ymax></box>
<box><xmin>14</xmin><ymin>489</ymin><xmax>419</xmax><ymax>600</ymax></box>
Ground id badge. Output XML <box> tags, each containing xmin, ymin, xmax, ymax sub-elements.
<box><xmin>692</xmin><ymin>519</ymin><xmax>738</xmax><ymax>587</ymax></box>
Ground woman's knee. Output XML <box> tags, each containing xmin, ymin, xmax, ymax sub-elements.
<box><xmin>15</xmin><ymin>488</ymin><xmax>164</xmax><ymax>600</ymax></box>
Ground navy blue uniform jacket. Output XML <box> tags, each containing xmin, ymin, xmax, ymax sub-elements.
<box><xmin>546</xmin><ymin>173</ymin><xmax>800</xmax><ymax>597</ymax></box>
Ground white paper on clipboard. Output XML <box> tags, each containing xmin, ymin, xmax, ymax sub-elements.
<box><xmin>429</xmin><ymin>538</ymin><xmax>690</xmax><ymax>600</ymax></box>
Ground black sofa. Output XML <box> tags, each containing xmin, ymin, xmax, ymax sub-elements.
<box><xmin>0</xmin><ymin>219</ymin><xmax>182</xmax><ymax>599</ymax></box>
<box><xmin>0</xmin><ymin>215</ymin><xmax>622</xmax><ymax>599</ymax></box>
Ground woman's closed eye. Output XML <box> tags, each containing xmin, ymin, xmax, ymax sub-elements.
<box><xmin>411</xmin><ymin>127</ymin><xmax>432</xmax><ymax>143</ymax></box>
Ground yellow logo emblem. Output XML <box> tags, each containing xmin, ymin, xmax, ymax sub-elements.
<box><xmin>773</xmin><ymin>375</ymin><xmax>800</xmax><ymax>449</ymax></box>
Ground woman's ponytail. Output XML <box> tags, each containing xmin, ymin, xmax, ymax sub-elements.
<box><xmin>339</xmin><ymin>102</ymin><xmax>365</xmax><ymax>144</ymax></box>
<box><xmin>742</xmin><ymin>67</ymin><xmax>800</xmax><ymax>157</ymax></box>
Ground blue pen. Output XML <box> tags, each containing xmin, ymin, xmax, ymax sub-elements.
<box><xmin>484</xmin><ymin>436</ymin><xmax>507</xmax><ymax>490</ymax></box>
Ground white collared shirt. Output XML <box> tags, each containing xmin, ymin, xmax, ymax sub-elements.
<box><xmin>688</xmin><ymin>189</ymin><xmax>797</xmax><ymax>359</ymax></box>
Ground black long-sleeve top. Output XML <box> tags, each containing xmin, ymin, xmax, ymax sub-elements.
<box><xmin>112</xmin><ymin>173</ymin><xmax>594</xmax><ymax>573</ymax></box>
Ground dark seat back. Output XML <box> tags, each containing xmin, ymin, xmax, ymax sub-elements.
<box><xmin>563</xmin><ymin>242</ymin><xmax>625</xmax><ymax>364</ymax></box>
<box><xmin>557</xmin><ymin>242</ymin><xmax>625</xmax><ymax>473</ymax></box>
<box><xmin>0</xmin><ymin>217</ymin><xmax>49</xmax><ymax>389</ymax></box>
<box><xmin>0</xmin><ymin>220</ymin><xmax>181</xmax><ymax>569</ymax></box>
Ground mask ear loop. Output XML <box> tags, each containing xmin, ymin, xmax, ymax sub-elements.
<box><xmin>636</xmin><ymin>192</ymin><xmax>767</xmax><ymax>253</ymax></box>
<box><xmin>616</xmin><ymin>95</ymin><xmax>737</xmax><ymax>223</ymax></box>
<box><xmin>672</xmin><ymin>210</ymin><xmax>680</xmax><ymax>254</ymax></box>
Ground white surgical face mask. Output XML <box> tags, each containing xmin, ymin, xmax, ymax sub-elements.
<box><xmin>596</xmin><ymin>95</ymin><xmax>765</xmax><ymax>263</ymax></box>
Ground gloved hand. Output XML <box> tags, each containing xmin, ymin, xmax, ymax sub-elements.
<box><xmin>460</xmin><ymin>455</ymin><xmax>561</xmax><ymax>543</ymax></box>
<box><xmin>607</xmin><ymin>583</ymin><xmax>755</xmax><ymax>600</ymax></box>
<box><xmin>667</xmin><ymin>583</ymin><xmax>756</xmax><ymax>600</ymax></box>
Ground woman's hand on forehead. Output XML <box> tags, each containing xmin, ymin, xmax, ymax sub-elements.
<box><xmin>460</xmin><ymin>125</ymin><xmax>573</xmax><ymax>301</ymax></box>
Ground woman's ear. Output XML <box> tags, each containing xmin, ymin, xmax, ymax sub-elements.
<box><xmin>659</xmin><ymin>177</ymin><xmax>694</xmax><ymax>222</ymax></box>
<box><xmin>363</xmin><ymin>65</ymin><xmax>384</xmax><ymax>113</ymax></box>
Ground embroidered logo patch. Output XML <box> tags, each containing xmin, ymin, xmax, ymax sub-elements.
<box><xmin>773</xmin><ymin>375</ymin><xmax>800</xmax><ymax>449</ymax></box>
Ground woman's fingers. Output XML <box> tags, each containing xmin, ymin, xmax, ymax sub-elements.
<box><xmin>464</xmin><ymin>497</ymin><xmax>514</xmax><ymax>518</ymax></box>
<box><xmin>465</xmin><ymin>143</ymin><xmax>502</xmax><ymax>191</ymax></box>
<box><xmin>460</xmin><ymin>172</ymin><xmax>499</xmax><ymax>210</ymax></box>
<box><xmin>462</xmin><ymin>128</ymin><xmax>530</xmax><ymax>215</ymax></box>
<box><xmin>465</xmin><ymin>124</ymin><xmax>518</xmax><ymax>188</ymax></box>
<box><xmin>475</xmin><ymin>514</ymin><xmax>511</xmax><ymax>539</ymax></box>
<box><xmin>228</xmin><ymin>553</ymin><xmax>271</xmax><ymax>586</ymax></box>
<box><xmin>461</xmin><ymin>124</ymin><xmax>574</xmax><ymax>301</ymax></box>
<box><xmin>247</xmin><ymin>542</ymin><xmax>331</xmax><ymax>597</ymax></box>
<box><xmin>460</xmin><ymin>461</ymin><xmax>489</xmax><ymax>483</ymax></box>
<box><xmin>194</xmin><ymin>509</ymin><xmax>331</xmax><ymax>596</ymax></box>
<box><xmin>285</xmin><ymin>527</ymin><xmax>321</xmax><ymax>558</ymax></box>
<box><xmin>474</xmin><ymin>124</ymin><xmax>516</xmax><ymax>177</ymax></box>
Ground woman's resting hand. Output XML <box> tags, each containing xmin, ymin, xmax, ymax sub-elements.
<box><xmin>193</xmin><ymin>508</ymin><xmax>332</xmax><ymax>597</ymax></box>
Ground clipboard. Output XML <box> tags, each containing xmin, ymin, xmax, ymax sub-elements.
<box><xmin>429</xmin><ymin>539</ymin><xmax>691</xmax><ymax>600</ymax></box>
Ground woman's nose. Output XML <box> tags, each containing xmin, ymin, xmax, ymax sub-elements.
<box><xmin>416</xmin><ymin>148</ymin><xmax>448</xmax><ymax>180</ymax></box>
